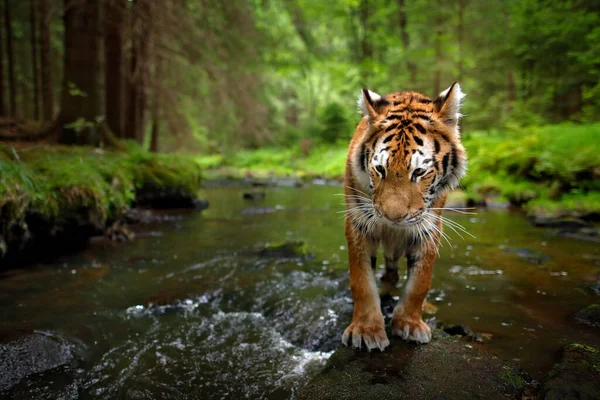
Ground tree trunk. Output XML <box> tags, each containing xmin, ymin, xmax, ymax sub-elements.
<box><xmin>4</xmin><ymin>0</ymin><xmax>16</xmax><ymax>116</ymax></box>
<box><xmin>125</xmin><ymin>0</ymin><xmax>151</xmax><ymax>143</ymax></box>
<box><xmin>0</xmin><ymin>1</ymin><xmax>5</xmax><ymax>116</ymax></box>
<box><xmin>30</xmin><ymin>0</ymin><xmax>40</xmax><ymax>120</ymax></box>
<box><xmin>59</xmin><ymin>0</ymin><xmax>101</xmax><ymax>145</ymax></box>
<box><xmin>397</xmin><ymin>0</ymin><xmax>417</xmax><ymax>85</ymax></box>
<box><xmin>104</xmin><ymin>0</ymin><xmax>125</xmax><ymax>137</ymax></box>
<box><xmin>39</xmin><ymin>0</ymin><xmax>54</xmax><ymax>121</ymax></box>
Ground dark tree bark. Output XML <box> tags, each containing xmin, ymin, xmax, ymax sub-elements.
<box><xmin>125</xmin><ymin>0</ymin><xmax>151</xmax><ymax>142</ymax></box>
<box><xmin>150</xmin><ymin>110</ymin><xmax>159</xmax><ymax>152</ymax></box>
<box><xmin>4</xmin><ymin>0</ymin><xmax>16</xmax><ymax>116</ymax></box>
<box><xmin>104</xmin><ymin>0</ymin><xmax>125</xmax><ymax>137</ymax></box>
<box><xmin>59</xmin><ymin>0</ymin><xmax>101</xmax><ymax>145</ymax></box>
<box><xmin>397</xmin><ymin>0</ymin><xmax>417</xmax><ymax>85</ymax></box>
<box><xmin>0</xmin><ymin>1</ymin><xmax>5</xmax><ymax>116</ymax></box>
<box><xmin>39</xmin><ymin>0</ymin><xmax>54</xmax><ymax>121</ymax></box>
<box><xmin>30</xmin><ymin>0</ymin><xmax>40</xmax><ymax>120</ymax></box>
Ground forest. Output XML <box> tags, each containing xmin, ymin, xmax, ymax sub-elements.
<box><xmin>0</xmin><ymin>0</ymin><xmax>599</xmax><ymax>399</ymax></box>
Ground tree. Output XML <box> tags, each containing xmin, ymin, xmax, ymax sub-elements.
<box><xmin>59</xmin><ymin>0</ymin><xmax>101</xmax><ymax>145</ymax></box>
<box><xmin>30</xmin><ymin>0</ymin><xmax>40</xmax><ymax>120</ymax></box>
<box><xmin>39</xmin><ymin>0</ymin><xmax>54</xmax><ymax>121</ymax></box>
<box><xmin>104</xmin><ymin>0</ymin><xmax>126</xmax><ymax>137</ymax></box>
<box><xmin>4</xmin><ymin>0</ymin><xmax>15</xmax><ymax>116</ymax></box>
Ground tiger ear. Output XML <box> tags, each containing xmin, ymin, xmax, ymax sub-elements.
<box><xmin>358</xmin><ymin>89</ymin><xmax>388</xmax><ymax>122</ymax></box>
<box><xmin>434</xmin><ymin>83</ymin><xmax>466</xmax><ymax>130</ymax></box>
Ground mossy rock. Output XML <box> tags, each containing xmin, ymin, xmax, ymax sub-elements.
<box><xmin>299</xmin><ymin>330</ymin><xmax>529</xmax><ymax>400</ymax></box>
<box><xmin>574</xmin><ymin>304</ymin><xmax>600</xmax><ymax>328</ymax></box>
<box><xmin>539</xmin><ymin>343</ymin><xmax>600</xmax><ymax>400</ymax></box>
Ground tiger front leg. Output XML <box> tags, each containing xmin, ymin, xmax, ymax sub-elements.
<box><xmin>341</xmin><ymin>219</ymin><xmax>389</xmax><ymax>351</ymax></box>
<box><xmin>391</xmin><ymin>247</ymin><xmax>436</xmax><ymax>344</ymax></box>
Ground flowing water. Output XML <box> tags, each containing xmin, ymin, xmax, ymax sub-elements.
<box><xmin>1</xmin><ymin>183</ymin><xmax>599</xmax><ymax>399</ymax></box>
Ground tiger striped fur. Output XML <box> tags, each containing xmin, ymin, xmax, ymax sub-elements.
<box><xmin>341</xmin><ymin>83</ymin><xmax>467</xmax><ymax>351</ymax></box>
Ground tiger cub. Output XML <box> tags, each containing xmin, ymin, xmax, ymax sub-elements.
<box><xmin>342</xmin><ymin>83</ymin><xmax>467</xmax><ymax>351</ymax></box>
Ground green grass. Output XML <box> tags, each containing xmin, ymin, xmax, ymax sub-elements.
<box><xmin>198</xmin><ymin>123</ymin><xmax>600</xmax><ymax>217</ymax></box>
<box><xmin>0</xmin><ymin>144</ymin><xmax>202</xmax><ymax>233</ymax></box>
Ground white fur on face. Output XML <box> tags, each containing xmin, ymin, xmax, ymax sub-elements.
<box><xmin>409</xmin><ymin>139</ymin><xmax>435</xmax><ymax>182</ymax></box>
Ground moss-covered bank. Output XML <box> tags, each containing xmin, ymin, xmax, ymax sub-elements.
<box><xmin>0</xmin><ymin>144</ymin><xmax>202</xmax><ymax>267</ymax></box>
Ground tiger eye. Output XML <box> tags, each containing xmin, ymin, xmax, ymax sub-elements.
<box><xmin>375</xmin><ymin>165</ymin><xmax>387</xmax><ymax>179</ymax></box>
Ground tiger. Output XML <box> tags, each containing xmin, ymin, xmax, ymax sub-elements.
<box><xmin>341</xmin><ymin>83</ymin><xmax>467</xmax><ymax>351</ymax></box>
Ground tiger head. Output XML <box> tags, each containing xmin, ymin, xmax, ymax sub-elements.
<box><xmin>355</xmin><ymin>83</ymin><xmax>467</xmax><ymax>225</ymax></box>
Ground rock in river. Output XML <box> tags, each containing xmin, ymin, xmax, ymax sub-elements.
<box><xmin>538</xmin><ymin>344</ymin><xmax>600</xmax><ymax>400</ymax></box>
<box><xmin>574</xmin><ymin>304</ymin><xmax>600</xmax><ymax>328</ymax></box>
<box><xmin>299</xmin><ymin>330</ymin><xmax>530</xmax><ymax>400</ymax></box>
<box><xmin>0</xmin><ymin>331</ymin><xmax>86</xmax><ymax>396</ymax></box>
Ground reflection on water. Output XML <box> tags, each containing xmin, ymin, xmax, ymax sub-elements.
<box><xmin>0</xmin><ymin>184</ymin><xmax>599</xmax><ymax>398</ymax></box>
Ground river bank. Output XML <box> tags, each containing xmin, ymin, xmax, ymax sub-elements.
<box><xmin>0</xmin><ymin>144</ymin><xmax>203</xmax><ymax>268</ymax></box>
<box><xmin>197</xmin><ymin>123</ymin><xmax>600</xmax><ymax>222</ymax></box>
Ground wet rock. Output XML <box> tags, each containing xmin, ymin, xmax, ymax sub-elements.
<box><xmin>590</xmin><ymin>281</ymin><xmax>600</xmax><ymax>296</ymax></box>
<box><xmin>502</xmin><ymin>247</ymin><xmax>552</xmax><ymax>265</ymax></box>
<box><xmin>539</xmin><ymin>343</ymin><xmax>600</xmax><ymax>400</ymax></box>
<box><xmin>0</xmin><ymin>331</ymin><xmax>86</xmax><ymax>393</ymax></box>
<box><xmin>299</xmin><ymin>331</ymin><xmax>530</xmax><ymax>400</ymax></box>
<box><xmin>243</xmin><ymin>192</ymin><xmax>266</xmax><ymax>200</ymax></box>
<box><xmin>242</xmin><ymin>207</ymin><xmax>277</xmax><ymax>216</ymax></box>
<box><xmin>559</xmin><ymin>227</ymin><xmax>600</xmax><ymax>243</ymax></box>
<box><xmin>574</xmin><ymin>304</ymin><xmax>600</xmax><ymax>328</ymax></box>
<box><xmin>106</xmin><ymin>222</ymin><xmax>135</xmax><ymax>242</ymax></box>
<box><xmin>531</xmin><ymin>216</ymin><xmax>591</xmax><ymax>229</ymax></box>
<box><xmin>442</xmin><ymin>323</ymin><xmax>474</xmax><ymax>337</ymax></box>
<box><xmin>193</xmin><ymin>198</ymin><xmax>209</xmax><ymax>211</ymax></box>
<box><xmin>255</xmin><ymin>240</ymin><xmax>309</xmax><ymax>258</ymax></box>
<box><xmin>272</xmin><ymin>178</ymin><xmax>302</xmax><ymax>188</ymax></box>
<box><xmin>485</xmin><ymin>197</ymin><xmax>510</xmax><ymax>209</ymax></box>
<box><xmin>135</xmin><ymin>186</ymin><xmax>201</xmax><ymax>209</ymax></box>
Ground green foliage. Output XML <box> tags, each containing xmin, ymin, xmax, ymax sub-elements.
<box><xmin>0</xmin><ymin>145</ymin><xmax>202</xmax><ymax>231</ymax></box>
<box><xmin>462</xmin><ymin>123</ymin><xmax>600</xmax><ymax>215</ymax></box>
<box><xmin>317</xmin><ymin>102</ymin><xmax>352</xmax><ymax>144</ymax></box>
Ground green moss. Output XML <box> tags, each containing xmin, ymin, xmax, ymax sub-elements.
<box><xmin>498</xmin><ymin>365</ymin><xmax>527</xmax><ymax>391</ymax></box>
<box><xmin>0</xmin><ymin>144</ymin><xmax>202</xmax><ymax>236</ymax></box>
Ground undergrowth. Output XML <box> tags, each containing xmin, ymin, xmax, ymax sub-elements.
<box><xmin>0</xmin><ymin>143</ymin><xmax>202</xmax><ymax>230</ymax></box>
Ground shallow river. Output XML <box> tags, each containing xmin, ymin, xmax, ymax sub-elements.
<box><xmin>1</xmin><ymin>184</ymin><xmax>599</xmax><ymax>399</ymax></box>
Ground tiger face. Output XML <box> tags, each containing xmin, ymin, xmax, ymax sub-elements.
<box><xmin>351</xmin><ymin>84</ymin><xmax>467</xmax><ymax>228</ymax></box>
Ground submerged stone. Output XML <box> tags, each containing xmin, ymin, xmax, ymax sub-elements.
<box><xmin>531</xmin><ymin>216</ymin><xmax>591</xmax><ymax>229</ymax></box>
<box><xmin>243</xmin><ymin>192</ymin><xmax>266</xmax><ymax>200</ymax></box>
<box><xmin>299</xmin><ymin>331</ymin><xmax>530</xmax><ymax>400</ymax></box>
<box><xmin>574</xmin><ymin>304</ymin><xmax>600</xmax><ymax>328</ymax></box>
<box><xmin>539</xmin><ymin>343</ymin><xmax>600</xmax><ymax>400</ymax></box>
<box><xmin>256</xmin><ymin>240</ymin><xmax>310</xmax><ymax>258</ymax></box>
<box><xmin>502</xmin><ymin>247</ymin><xmax>552</xmax><ymax>265</ymax></box>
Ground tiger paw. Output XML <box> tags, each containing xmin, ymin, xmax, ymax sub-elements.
<box><xmin>341</xmin><ymin>318</ymin><xmax>390</xmax><ymax>351</ymax></box>
<box><xmin>391</xmin><ymin>315</ymin><xmax>432</xmax><ymax>344</ymax></box>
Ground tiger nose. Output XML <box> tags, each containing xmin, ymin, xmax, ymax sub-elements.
<box><xmin>376</xmin><ymin>205</ymin><xmax>407</xmax><ymax>222</ymax></box>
